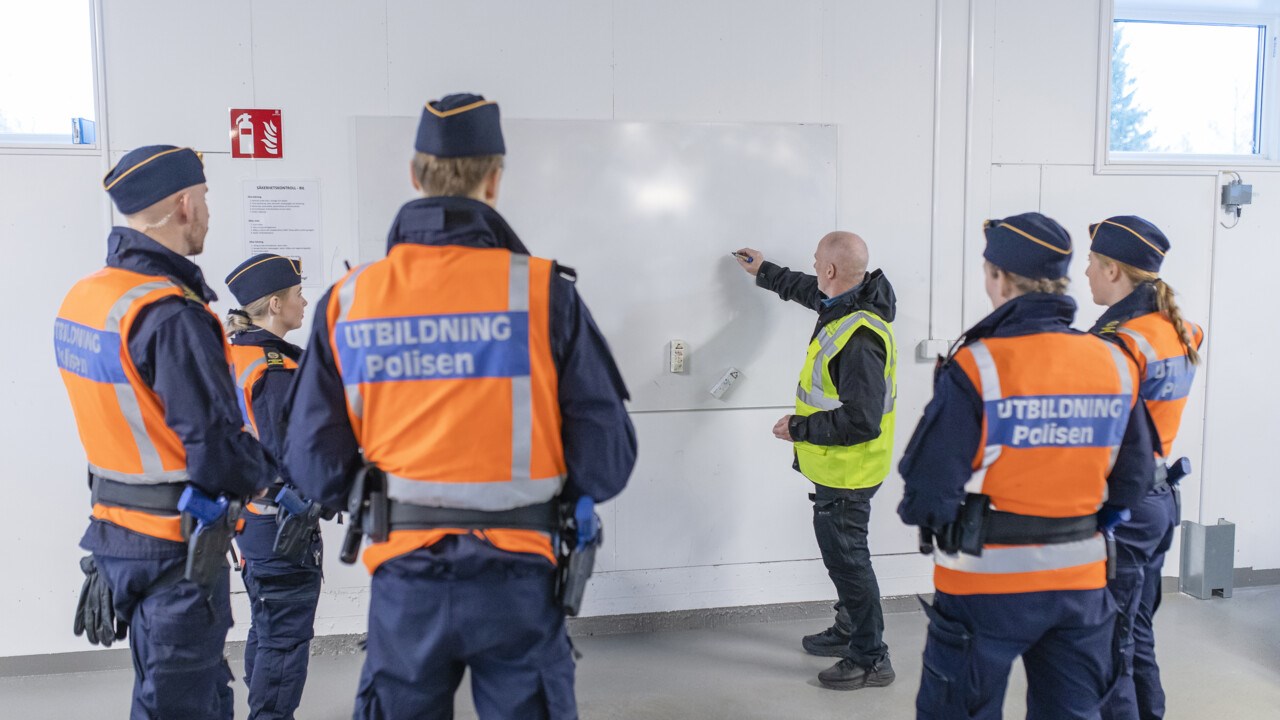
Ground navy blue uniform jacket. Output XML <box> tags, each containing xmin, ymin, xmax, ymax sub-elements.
<box><xmin>230</xmin><ymin>328</ymin><xmax>302</xmax><ymax>478</ymax></box>
<box><xmin>896</xmin><ymin>293</ymin><xmax>1154</xmax><ymax>531</ymax></box>
<box><xmin>283</xmin><ymin>196</ymin><xmax>638</xmax><ymax>513</ymax></box>
<box><xmin>81</xmin><ymin>228</ymin><xmax>276</xmax><ymax>559</ymax></box>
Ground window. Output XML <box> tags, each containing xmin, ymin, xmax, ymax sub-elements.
<box><xmin>1104</xmin><ymin>0</ymin><xmax>1279</xmax><ymax>164</ymax></box>
<box><xmin>0</xmin><ymin>0</ymin><xmax>99</xmax><ymax>147</ymax></box>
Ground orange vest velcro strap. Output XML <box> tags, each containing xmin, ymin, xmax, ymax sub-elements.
<box><xmin>92</xmin><ymin>503</ymin><xmax>185</xmax><ymax>543</ymax></box>
<box><xmin>386</xmin><ymin>473</ymin><xmax>565</xmax><ymax>512</ymax></box>
<box><xmin>933</xmin><ymin>535</ymin><xmax>1107</xmax><ymax>595</ymax></box>
<box><xmin>360</xmin><ymin>528</ymin><xmax>556</xmax><ymax>574</ymax></box>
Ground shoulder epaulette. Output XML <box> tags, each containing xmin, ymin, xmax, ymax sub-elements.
<box><xmin>553</xmin><ymin>262</ymin><xmax>577</xmax><ymax>281</ymax></box>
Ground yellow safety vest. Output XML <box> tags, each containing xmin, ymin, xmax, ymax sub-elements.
<box><xmin>793</xmin><ymin>310</ymin><xmax>896</xmax><ymax>489</ymax></box>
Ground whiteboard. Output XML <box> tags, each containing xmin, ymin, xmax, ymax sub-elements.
<box><xmin>351</xmin><ymin>117</ymin><xmax>837</xmax><ymax>412</ymax></box>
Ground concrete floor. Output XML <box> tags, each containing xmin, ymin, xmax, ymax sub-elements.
<box><xmin>3</xmin><ymin>586</ymin><xmax>1278</xmax><ymax>719</ymax></box>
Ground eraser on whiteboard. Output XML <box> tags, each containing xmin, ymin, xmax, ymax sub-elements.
<box><xmin>709</xmin><ymin>367</ymin><xmax>741</xmax><ymax>399</ymax></box>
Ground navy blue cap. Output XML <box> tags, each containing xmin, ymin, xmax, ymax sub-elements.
<box><xmin>1089</xmin><ymin>216</ymin><xmax>1168</xmax><ymax>273</ymax></box>
<box><xmin>224</xmin><ymin>254</ymin><xmax>302</xmax><ymax>306</ymax></box>
<box><xmin>103</xmin><ymin>145</ymin><xmax>206</xmax><ymax>215</ymax></box>
<box><xmin>982</xmin><ymin>212</ymin><xmax>1073</xmax><ymax>279</ymax></box>
<box><xmin>414</xmin><ymin>93</ymin><xmax>505</xmax><ymax>158</ymax></box>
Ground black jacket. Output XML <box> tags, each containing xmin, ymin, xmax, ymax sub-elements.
<box><xmin>755</xmin><ymin>262</ymin><xmax>897</xmax><ymax>447</ymax></box>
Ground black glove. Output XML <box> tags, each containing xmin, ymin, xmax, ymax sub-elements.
<box><xmin>73</xmin><ymin>555</ymin><xmax>126</xmax><ymax>647</ymax></box>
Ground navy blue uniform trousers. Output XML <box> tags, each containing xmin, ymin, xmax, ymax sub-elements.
<box><xmin>238</xmin><ymin>511</ymin><xmax>323</xmax><ymax>720</ymax></box>
<box><xmin>1099</xmin><ymin>486</ymin><xmax>1177</xmax><ymax>720</ymax></box>
<box><xmin>94</xmin><ymin>554</ymin><xmax>234</xmax><ymax>720</ymax></box>
<box><xmin>917</xmin><ymin>589</ymin><xmax>1117</xmax><ymax>720</ymax></box>
<box><xmin>354</xmin><ymin>535</ymin><xmax>577</xmax><ymax>720</ymax></box>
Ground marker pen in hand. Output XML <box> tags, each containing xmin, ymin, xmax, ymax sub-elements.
<box><xmin>730</xmin><ymin>251</ymin><xmax>753</xmax><ymax>263</ymax></box>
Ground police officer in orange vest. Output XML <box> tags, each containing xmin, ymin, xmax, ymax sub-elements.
<box><xmin>54</xmin><ymin>146</ymin><xmax>276</xmax><ymax>719</ymax></box>
<box><xmin>897</xmin><ymin>212</ymin><xmax>1155</xmax><ymax>719</ymax></box>
<box><xmin>283</xmin><ymin>94</ymin><xmax>637</xmax><ymax>719</ymax></box>
<box><xmin>1085</xmin><ymin>216</ymin><xmax>1203</xmax><ymax>720</ymax></box>
<box><xmin>224</xmin><ymin>254</ymin><xmax>321</xmax><ymax>720</ymax></box>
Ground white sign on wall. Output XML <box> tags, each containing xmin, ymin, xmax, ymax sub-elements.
<box><xmin>242</xmin><ymin>180</ymin><xmax>322</xmax><ymax>287</ymax></box>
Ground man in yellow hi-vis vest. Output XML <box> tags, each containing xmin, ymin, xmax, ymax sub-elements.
<box><xmin>736</xmin><ymin>232</ymin><xmax>897</xmax><ymax>691</ymax></box>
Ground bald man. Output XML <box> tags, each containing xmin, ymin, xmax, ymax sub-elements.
<box><xmin>736</xmin><ymin>233</ymin><xmax>898</xmax><ymax>691</ymax></box>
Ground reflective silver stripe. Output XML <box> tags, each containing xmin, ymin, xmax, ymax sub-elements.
<box><xmin>105</xmin><ymin>280</ymin><xmax>182</xmax><ymax>479</ymax></box>
<box><xmin>336</xmin><ymin>265</ymin><xmax>371</xmax><ymax>420</ymax></box>
<box><xmin>1115</xmin><ymin>327</ymin><xmax>1158</xmax><ymax>366</ymax></box>
<box><xmin>249</xmin><ymin>500</ymin><xmax>279</xmax><ymax>515</ymax></box>
<box><xmin>797</xmin><ymin>384</ymin><xmax>842</xmax><ymax>411</ymax></box>
<box><xmin>386</xmin><ymin>473</ymin><xmax>565</xmax><ymax>511</ymax></box>
<box><xmin>236</xmin><ymin>357</ymin><xmax>267</xmax><ymax>389</ymax></box>
<box><xmin>965</xmin><ymin>341</ymin><xmax>1003</xmax><ymax>494</ymax></box>
<box><xmin>883</xmin><ymin>329</ymin><xmax>898</xmax><ymax>414</ymax></box>
<box><xmin>89</xmin><ymin>464</ymin><xmax>189</xmax><ymax>485</ymax></box>
<box><xmin>508</xmin><ymin>255</ymin><xmax>532</xmax><ymax>482</ymax></box>
<box><xmin>1104</xmin><ymin>341</ymin><xmax>1135</xmax><ymax>477</ymax></box>
<box><xmin>933</xmin><ymin>535</ymin><xmax>1105</xmax><ymax>574</ymax></box>
<box><xmin>798</xmin><ymin>311</ymin><xmax>895</xmax><ymax>412</ymax></box>
<box><xmin>105</xmin><ymin>281</ymin><xmax>174</xmax><ymax>333</ymax></box>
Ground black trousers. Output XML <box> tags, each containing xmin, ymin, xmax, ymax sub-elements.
<box><xmin>811</xmin><ymin>482</ymin><xmax>889</xmax><ymax>667</ymax></box>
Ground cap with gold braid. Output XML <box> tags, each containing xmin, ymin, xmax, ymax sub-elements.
<box><xmin>103</xmin><ymin>145</ymin><xmax>206</xmax><ymax>215</ymax></box>
<box><xmin>225</xmin><ymin>253</ymin><xmax>302</xmax><ymax>306</ymax></box>
<box><xmin>1089</xmin><ymin>215</ymin><xmax>1169</xmax><ymax>273</ymax></box>
<box><xmin>982</xmin><ymin>212</ymin><xmax>1073</xmax><ymax>279</ymax></box>
<box><xmin>415</xmin><ymin>93</ymin><xmax>505</xmax><ymax>158</ymax></box>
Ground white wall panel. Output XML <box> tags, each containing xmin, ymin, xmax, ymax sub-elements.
<box><xmin>1</xmin><ymin>155</ymin><xmax>116</xmax><ymax>657</ymax></box>
<box><xmin>1200</xmin><ymin>174</ymin><xmax>1280</xmax><ymax>570</ymax></box>
<box><xmin>102</xmin><ymin>1</ymin><xmax>255</xmax><ymax>152</ymax></box>
<box><xmin>991</xmin><ymin>0</ymin><xmax>1102</xmax><ymax>165</ymax></box>
<box><xmin>386</xmin><ymin>0</ymin><xmax>614</xmax><ymax>120</ymax></box>
<box><xmin>614</xmin><ymin>0</ymin><xmax>824</xmax><ymax>122</ymax></box>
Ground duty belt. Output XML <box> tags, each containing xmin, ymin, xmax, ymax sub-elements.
<box><xmin>983</xmin><ymin>511</ymin><xmax>1098</xmax><ymax>545</ymax></box>
<box><xmin>388</xmin><ymin>499</ymin><xmax>559</xmax><ymax>533</ymax></box>
<box><xmin>90</xmin><ymin>475</ymin><xmax>185</xmax><ymax>515</ymax></box>
<box><xmin>248</xmin><ymin>482</ymin><xmax>287</xmax><ymax>515</ymax></box>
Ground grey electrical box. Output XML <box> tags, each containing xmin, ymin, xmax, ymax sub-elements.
<box><xmin>1222</xmin><ymin>182</ymin><xmax>1253</xmax><ymax>207</ymax></box>
<box><xmin>1179</xmin><ymin>518</ymin><xmax>1235</xmax><ymax>600</ymax></box>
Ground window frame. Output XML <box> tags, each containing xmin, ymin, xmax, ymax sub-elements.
<box><xmin>1095</xmin><ymin>0</ymin><xmax>1280</xmax><ymax>174</ymax></box>
<box><xmin>0</xmin><ymin>0</ymin><xmax>106</xmax><ymax>156</ymax></box>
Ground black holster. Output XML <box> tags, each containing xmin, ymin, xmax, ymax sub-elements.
<box><xmin>273</xmin><ymin>505</ymin><xmax>323</xmax><ymax>565</ymax></box>
<box><xmin>339</xmin><ymin>464</ymin><xmax>388</xmax><ymax>565</ymax></box>
<box><xmin>556</xmin><ymin>502</ymin><xmax>603</xmax><ymax>617</ymax></box>
<box><xmin>182</xmin><ymin>500</ymin><xmax>242</xmax><ymax>589</ymax></box>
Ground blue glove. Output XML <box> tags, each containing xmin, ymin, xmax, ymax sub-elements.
<box><xmin>1098</xmin><ymin>506</ymin><xmax>1131</xmax><ymax>533</ymax></box>
<box><xmin>575</xmin><ymin>496</ymin><xmax>599</xmax><ymax>549</ymax></box>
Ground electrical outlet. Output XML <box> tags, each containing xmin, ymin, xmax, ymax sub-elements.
<box><xmin>669</xmin><ymin>339</ymin><xmax>688</xmax><ymax>373</ymax></box>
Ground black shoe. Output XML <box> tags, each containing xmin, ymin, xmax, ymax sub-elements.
<box><xmin>801</xmin><ymin>626</ymin><xmax>851</xmax><ymax>657</ymax></box>
<box><xmin>817</xmin><ymin>655</ymin><xmax>895</xmax><ymax>691</ymax></box>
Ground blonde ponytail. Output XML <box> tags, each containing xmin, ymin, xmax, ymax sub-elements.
<box><xmin>1151</xmin><ymin>278</ymin><xmax>1201</xmax><ymax>366</ymax></box>
<box><xmin>1099</xmin><ymin>255</ymin><xmax>1201</xmax><ymax>366</ymax></box>
<box><xmin>223</xmin><ymin>294</ymin><xmax>276</xmax><ymax>337</ymax></box>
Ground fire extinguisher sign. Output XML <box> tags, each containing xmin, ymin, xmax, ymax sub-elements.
<box><xmin>230</xmin><ymin>109</ymin><xmax>283</xmax><ymax>159</ymax></box>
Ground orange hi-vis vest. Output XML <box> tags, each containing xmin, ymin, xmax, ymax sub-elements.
<box><xmin>934</xmin><ymin>332</ymin><xmax>1140</xmax><ymax>595</ymax></box>
<box><xmin>55</xmin><ymin>267</ymin><xmax>229</xmax><ymax>542</ymax></box>
<box><xmin>326</xmin><ymin>244</ymin><xmax>566</xmax><ymax>572</ymax></box>
<box><xmin>1110</xmin><ymin>313</ymin><xmax>1204</xmax><ymax>458</ymax></box>
<box><xmin>228</xmin><ymin>343</ymin><xmax>298</xmax><ymax>439</ymax></box>
<box><xmin>229</xmin><ymin>343</ymin><xmax>297</xmax><ymax>516</ymax></box>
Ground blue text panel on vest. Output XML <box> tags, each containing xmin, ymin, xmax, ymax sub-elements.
<box><xmin>1141</xmin><ymin>357</ymin><xmax>1195</xmax><ymax>401</ymax></box>
<box><xmin>53</xmin><ymin>319</ymin><xmax>128</xmax><ymax>384</ymax></box>
<box><xmin>336</xmin><ymin>312</ymin><xmax>530</xmax><ymax>383</ymax></box>
<box><xmin>985</xmin><ymin>394</ymin><xmax>1129</xmax><ymax>448</ymax></box>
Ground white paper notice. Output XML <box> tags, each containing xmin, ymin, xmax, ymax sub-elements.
<box><xmin>243</xmin><ymin>180</ymin><xmax>323</xmax><ymax>286</ymax></box>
